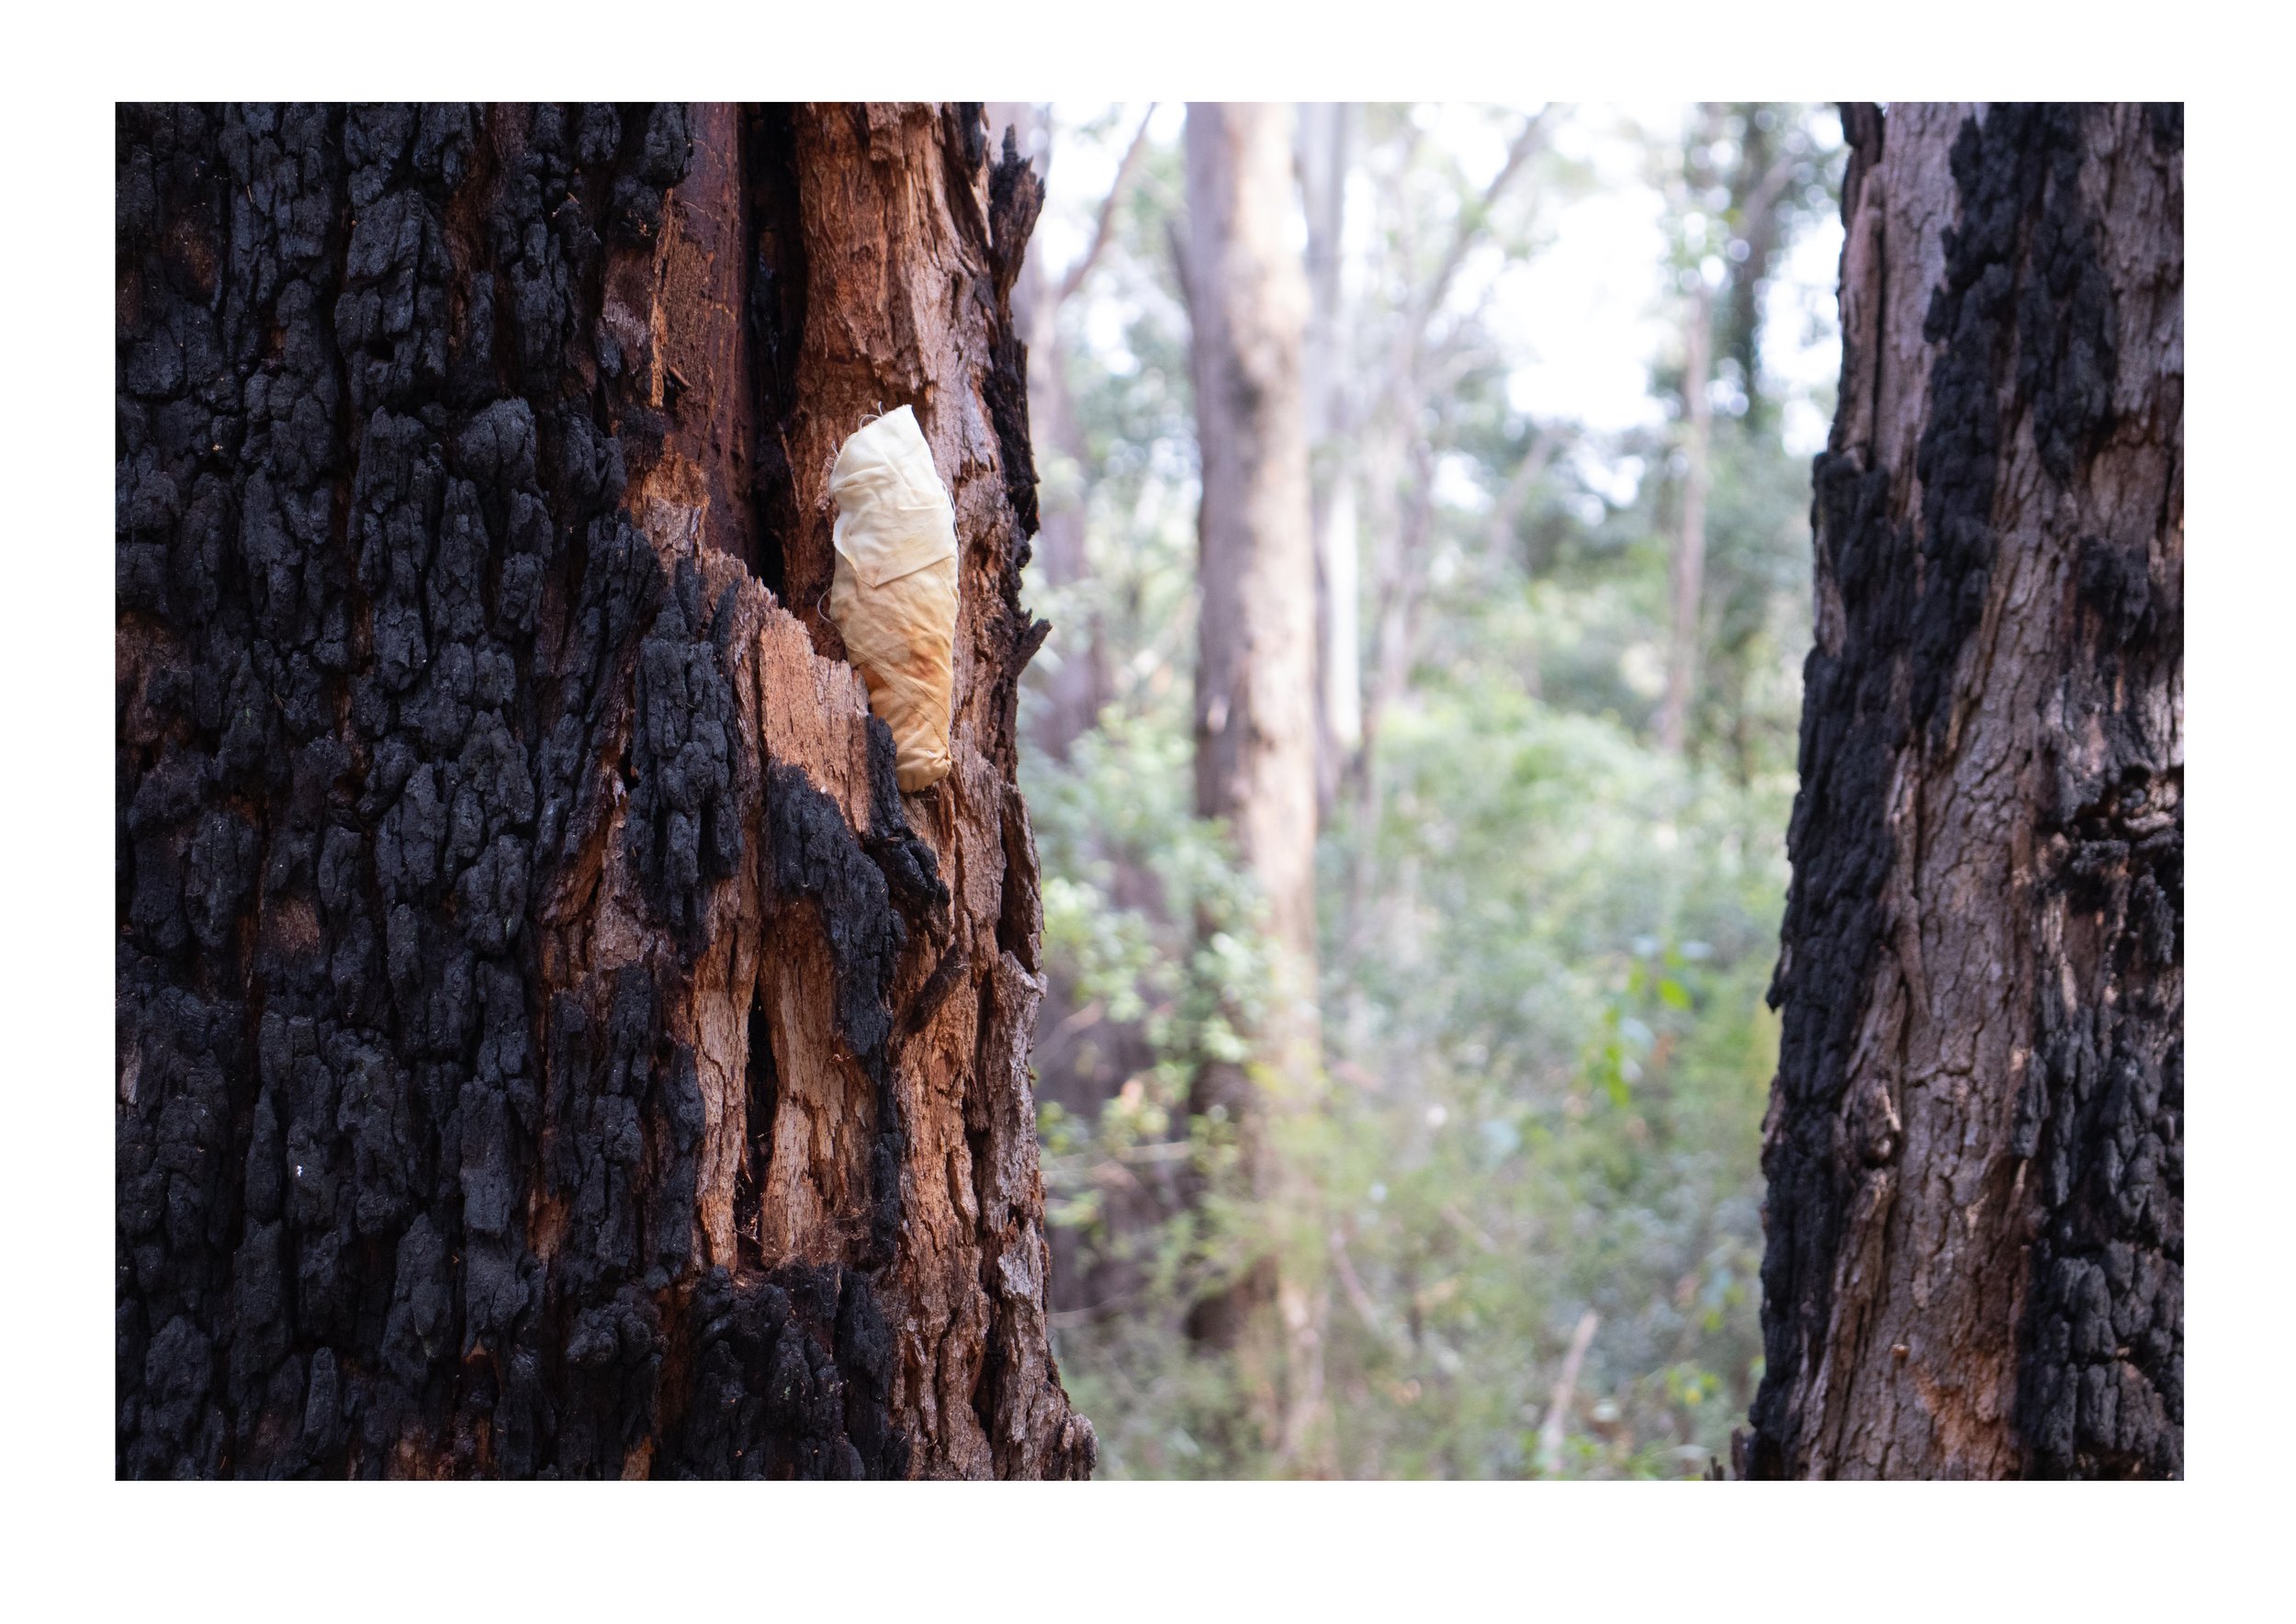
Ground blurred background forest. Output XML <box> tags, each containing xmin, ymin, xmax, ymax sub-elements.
<box><xmin>996</xmin><ymin>102</ymin><xmax>1847</xmax><ymax>1478</ymax></box>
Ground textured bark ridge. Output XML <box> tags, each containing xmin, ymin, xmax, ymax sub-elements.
<box><xmin>116</xmin><ymin>102</ymin><xmax>1093</xmax><ymax>1478</ymax></box>
<box><xmin>1747</xmin><ymin>104</ymin><xmax>2181</xmax><ymax>1478</ymax></box>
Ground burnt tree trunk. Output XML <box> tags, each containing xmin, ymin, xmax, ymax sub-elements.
<box><xmin>1747</xmin><ymin>103</ymin><xmax>2181</xmax><ymax>1479</ymax></box>
<box><xmin>116</xmin><ymin>101</ymin><xmax>1095</xmax><ymax>1479</ymax></box>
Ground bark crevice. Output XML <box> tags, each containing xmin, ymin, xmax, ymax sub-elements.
<box><xmin>118</xmin><ymin>101</ymin><xmax>1092</xmax><ymax>1480</ymax></box>
<box><xmin>1748</xmin><ymin>102</ymin><xmax>2179</xmax><ymax>1480</ymax></box>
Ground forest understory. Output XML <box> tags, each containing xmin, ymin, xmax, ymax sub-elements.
<box><xmin>114</xmin><ymin>98</ymin><xmax>2180</xmax><ymax>1481</ymax></box>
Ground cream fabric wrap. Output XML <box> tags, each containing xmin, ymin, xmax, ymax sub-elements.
<box><xmin>827</xmin><ymin>405</ymin><xmax>961</xmax><ymax>792</ymax></box>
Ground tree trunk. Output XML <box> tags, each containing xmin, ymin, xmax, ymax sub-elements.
<box><xmin>1177</xmin><ymin>103</ymin><xmax>1322</xmax><ymax>1431</ymax></box>
<box><xmin>1298</xmin><ymin>100</ymin><xmax>1360</xmax><ymax>816</ymax></box>
<box><xmin>116</xmin><ymin>101</ymin><xmax>1095</xmax><ymax>1479</ymax></box>
<box><xmin>1657</xmin><ymin>276</ymin><xmax>1713</xmax><ymax>755</ymax></box>
<box><xmin>1720</xmin><ymin>103</ymin><xmax>1788</xmax><ymax>429</ymax></box>
<box><xmin>1746</xmin><ymin>103</ymin><xmax>2182</xmax><ymax>1479</ymax></box>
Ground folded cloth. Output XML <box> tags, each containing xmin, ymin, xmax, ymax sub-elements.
<box><xmin>826</xmin><ymin>405</ymin><xmax>961</xmax><ymax>791</ymax></box>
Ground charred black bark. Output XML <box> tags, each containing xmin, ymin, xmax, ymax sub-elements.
<box><xmin>985</xmin><ymin>125</ymin><xmax>1045</xmax><ymax>554</ymax></box>
<box><xmin>762</xmin><ymin>747</ymin><xmax>946</xmax><ymax>1269</ymax></box>
<box><xmin>1749</xmin><ymin>103</ymin><xmax>2180</xmax><ymax>1479</ymax></box>
<box><xmin>2014</xmin><ymin>466</ymin><xmax>2183</xmax><ymax>1473</ymax></box>
<box><xmin>975</xmin><ymin>123</ymin><xmax>1055</xmax><ymax>789</ymax></box>
<box><xmin>1747</xmin><ymin>445</ymin><xmax>1911</xmax><ymax>1477</ymax></box>
<box><xmin>741</xmin><ymin>105</ymin><xmax>809</xmax><ymax>603</ymax></box>
<box><xmin>122</xmin><ymin>100</ymin><xmax>665</xmax><ymax>1477</ymax></box>
<box><xmin>629</xmin><ymin>557</ymin><xmax>746</xmax><ymax>950</ymax></box>
<box><xmin>118</xmin><ymin>103</ymin><xmax>1053</xmax><ymax>1479</ymax></box>
<box><xmin>666</xmin><ymin>1262</ymin><xmax>906</xmax><ymax>1479</ymax></box>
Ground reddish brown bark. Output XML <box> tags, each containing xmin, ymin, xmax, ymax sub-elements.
<box><xmin>117</xmin><ymin>100</ymin><xmax>1092</xmax><ymax>1479</ymax></box>
<box><xmin>1749</xmin><ymin>102</ymin><xmax>2181</xmax><ymax>1479</ymax></box>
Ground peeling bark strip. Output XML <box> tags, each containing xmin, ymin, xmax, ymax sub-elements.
<box><xmin>117</xmin><ymin>103</ymin><xmax>1093</xmax><ymax>1479</ymax></box>
<box><xmin>1747</xmin><ymin>104</ymin><xmax>2180</xmax><ymax>1479</ymax></box>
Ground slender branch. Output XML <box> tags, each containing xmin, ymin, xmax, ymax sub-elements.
<box><xmin>1480</xmin><ymin>424</ymin><xmax>1561</xmax><ymax>556</ymax></box>
<box><xmin>1438</xmin><ymin>1201</ymin><xmax>1501</xmax><ymax>1256</ymax></box>
<box><xmin>1368</xmin><ymin>107</ymin><xmax>1554</xmax><ymax>424</ymax></box>
<box><xmin>1052</xmin><ymin>104</ymin><xmax>1160</xmax><ymax>312</ymax></box>
<box><xmin>1536</xmin><ymin>1309</ymin><xmax>1602</xmax><ymax>1475</ymax></box>
<box><xmin>1330</xmin><ymin>1226</ymin><xmax>1412</xmax><ymax>1354</ymax></box>
<box><xmin>1414</xmin><ymin>107</ymin><xmax>1553</xmax><ymax>340</ymax></box>
<box><xmin>1738</xmin><ymin>141</ymin><xmax>1803</xmax><ymax>232</ymax></box>
<box><xmin>1165</xmin><ymin>213</ymin><xmax>1193</xmax><ymax>324</ymax></box>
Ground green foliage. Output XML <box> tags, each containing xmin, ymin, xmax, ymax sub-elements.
<box><xmin>1019</xmin><ymin>102</ymin><xmax>1838</xmax><ymax>1478</ymax></box>
<box><xmin>1306</xmin><ymin>692</ymin><xmax>1784</xmax><ymax>1477</ymax></box>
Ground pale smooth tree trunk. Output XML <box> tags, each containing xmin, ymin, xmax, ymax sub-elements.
<box><xmin>1179</xmin><ymin>102</ymin><xmax>1325</xmax><ymax>1461</ymax></box>
<box><xmin>117</xmin><ymin>101</ymin><xmax>1094</xmax><ymax>1479</ymax></box>
<box><xmin>1746</xmin><ymin>102</ymin><xmax>2181</xmax><ymax>1479</ymax></box>
<box><xmin>1298</xmin><ymin>100</ymin><xmax>1361</xmax><ymax>815</ymax></box>
<box><xmin>1658</xmin><ymin>276</ymin><xmax>1714</xmax><ymax>754</ymax></box>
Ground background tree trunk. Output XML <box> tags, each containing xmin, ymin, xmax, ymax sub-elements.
<box><xmin>989</xmin><ymin>102</ymin><xmax>1122</xmax><ymax>765</ymax></box>
<box><xmin>1177</xmin><ymin>103</ymin><xmax>1322</xmax><ymax>1438</ymax></box>
<box><xmin>1718</xmin><ymin>102</ymin><xmax>1792</xmax><ymax>433</ymax></box>
<box><xmin>1746</xmin><ymin>102</ymin><xmax>2182</xmax><ymax>1479</ymax></box>
<box><xmin>1184</xmin><ymin>104</ymin><xmax>1318</xmax><ymax>991</ymax></box>
<box><xmin>1657</xmin><ymin>276</ymin><xmax>1713</xmax><ymax>756</ymax></box>
<box><xmin>1298</xmin><ymin>100</ymin><xmax>1360</xmax><ymax>817</ymax></box>
<box><xmin>116</xmin><ymin>100</ymin><xmax>1094</xmax><ymax>1479</ymax></box>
